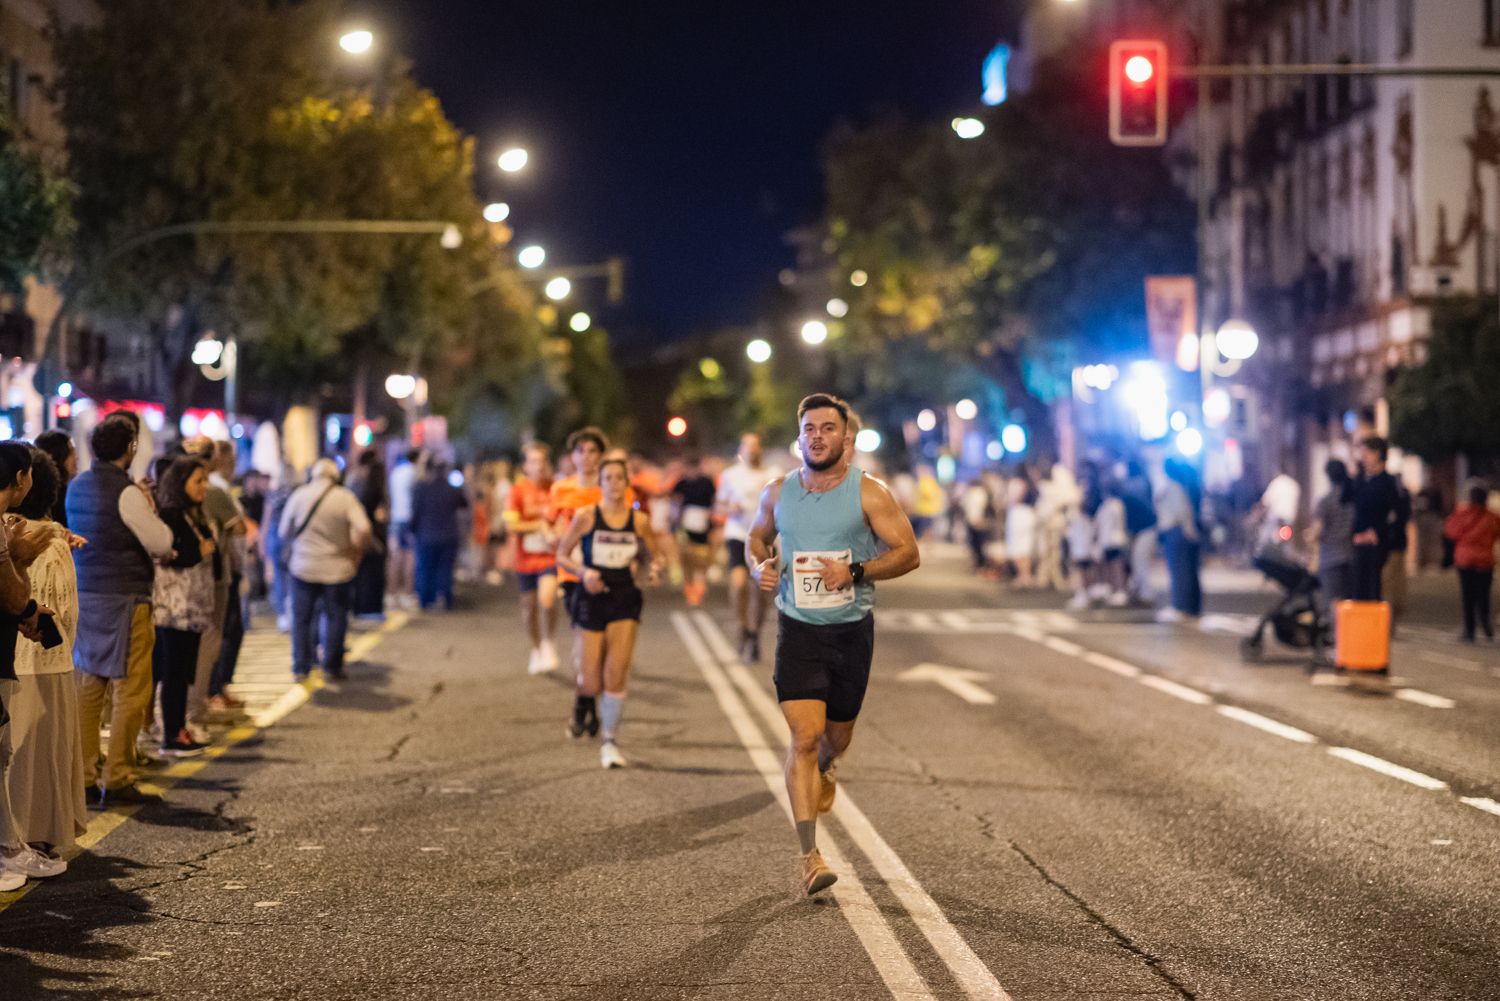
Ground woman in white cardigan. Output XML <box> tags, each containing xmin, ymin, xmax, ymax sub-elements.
<box><xmin>5</xmin><ymin>450</ymin><xmax>86</xmax><ymax>857</ymax></box>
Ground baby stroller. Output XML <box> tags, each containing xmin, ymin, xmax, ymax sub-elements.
<box><xmin>1239</xmin><ymin>543</ymin><xmax>1332</xmax><ymax>667</ymax></box>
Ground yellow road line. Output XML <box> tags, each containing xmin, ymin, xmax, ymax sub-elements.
<box><xmin>0</xmin><ymin>611</ymin><xmax>409</xmax><ymax>912</ymax></box>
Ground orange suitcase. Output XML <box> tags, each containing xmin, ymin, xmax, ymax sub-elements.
<box><xmin>1334</xmin><ymin>600</ymin><xmax>1391</xmax><ymax>671</ymax></box>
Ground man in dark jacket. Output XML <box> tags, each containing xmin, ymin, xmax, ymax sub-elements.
<box><xmin>1349</xmin><ymin>436</ymin><xmax>1401</xmax><ymax>602</ymax></box>
<box><xmin>70</xmin><ymin>414</ymin><xmax>174</xmax><ymax>807</ymax></box>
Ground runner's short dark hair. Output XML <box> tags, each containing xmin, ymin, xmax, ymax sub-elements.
<box><xmin>90</xmin><ymin>414</ymin><xmax>138</xmax><ymax>463</ymax></box>
<box><xmin>598</xmin><ymin>457</ymin><xmax>629</xmax><ymax>482</ymax></box>
<box><xmin>567</xmin><ymin>427</ymin><xmax>609</xmax><ymax>453</ymax></box>
<box><xmin>797</xmin><ymin>394</ymin><xmax>850</xmax><ymax>426</ymax></box>
<box><xmin>1361</xmin><ymin>435</ymin><xmax>1389</xmax><ymax>459</ymax></box>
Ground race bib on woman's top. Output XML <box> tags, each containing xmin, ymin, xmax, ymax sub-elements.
<box><xmin>522</xmin><ymin>531</ymin><xmax>552</xmax><ymax>555</ymax></box>
<box><xmin>591</xmin><ymin>530</ymin><xmax>639</xmax><ymax>570</ymax></box>
<box><xmin>792</xmin><ymin>549</ymin><xmax>855</xmax><ymax>609</ymax></box>
<box><xmin>681</xmin><ymin>505</ymin><xmax>711</xmax><ymax>535</ymax></box>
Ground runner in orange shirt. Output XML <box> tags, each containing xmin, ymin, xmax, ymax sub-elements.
<box><xmin>506</xmin><ymin>443</ymin><xmax>559</xmax><ymax>675</ymax></box>
<box><xmin>549</xmin><ymin>427</ymin><xmax>610</xmax><ymax>737</ymax></box>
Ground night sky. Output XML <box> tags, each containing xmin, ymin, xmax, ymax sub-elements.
<box><xmin>380</xmin><ymin>1</ymin><xmax>1021</xmax><ymax>345</ymax></box>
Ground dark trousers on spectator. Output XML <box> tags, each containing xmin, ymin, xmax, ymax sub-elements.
<box><xmin>153</xmin><ymin>627</ymin><xmax>202</xmax><ymax>744</ymax></box>
<box><xmin>1161</xmin><ymin>528</ymin><xmax>1201</xmax><ymax>616</ymax></box>
<box><xmin>209</xmin><ymin>574</ymin><xmax>244</xmax><ymax>696</ymax></box>
<box><xmin>1352</xmin><ymin>545</ymin><xmax>1386</xmax><ymax>602</ymax></box>
<box><xmin>965</xmin><ymin>525</ymin><xmax>988</xmax><ymax>570</ymax></box>
<box><xmin>414</xmin><ymin>540</ymin><xmax>458</xmax><ymax>609</ymax></box>
<box><xmin>291</xmin><ymin>577</ymin><xmax>352</xmax><ymax>678</ymax></box>
<box><xmin>1459</xmin><ymin>568</ymin><xmax>1494</xmax><ymax>641</ymax></box>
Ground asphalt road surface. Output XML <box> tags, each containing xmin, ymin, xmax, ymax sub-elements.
<box><xmin>3</xmin><ymin>547</ymin><xmax>1498</xmax><ymax>1000</ymax></box>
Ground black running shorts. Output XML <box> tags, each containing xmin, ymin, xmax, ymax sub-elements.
<box><xmin>773</xmin><ymin>611</ymin><xmax>875</xmax><ymax>722</ymax></box>
<box><xmin>725</xmin><ymin>540</ymin><xmax>747</xmax><ymax>573</ymax></box>
<box><xmin>572</xmin><ymin>587</ymin><xmax>644</xmax><ymax>632</ymax></box>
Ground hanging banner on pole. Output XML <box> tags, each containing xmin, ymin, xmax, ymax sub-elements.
<box><xmin>1145</xmin><ymin>276</ymin><xmax>1198</xmax><ymax>370</ymax></box>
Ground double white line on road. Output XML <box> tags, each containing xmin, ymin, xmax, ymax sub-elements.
<box><xmin>671</xmin><ymin>611</ymin><xmax>1012</xmax><ymax>1001</ymax></box>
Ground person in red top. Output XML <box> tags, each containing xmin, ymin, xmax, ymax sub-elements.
<box><xmin>506</xmin><ymin>443</ymin><xmax>559</xmax><ymax>674</ymax></box>
<box><xmin>1444</xmin><ymin>484</ymin><xmax>1500</xmax><ymax>643</ymax></box>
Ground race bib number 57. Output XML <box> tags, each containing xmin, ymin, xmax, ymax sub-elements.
<box><xmin>792</xmin><ymin>549</ymin><xmax>855</xmax><ymax>609</ymax></box>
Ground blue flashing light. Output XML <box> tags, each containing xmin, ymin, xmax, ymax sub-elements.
<box><xmin>982</xmin><ymin>43</ymin><xmax>1011</xmax><ymax>107</ymax></box>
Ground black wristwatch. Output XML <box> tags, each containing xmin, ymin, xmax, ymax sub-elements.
<box><xmin>849</xmin><ymin>561</ymin><xmax>865</xmax><ymax>585</ymax></box>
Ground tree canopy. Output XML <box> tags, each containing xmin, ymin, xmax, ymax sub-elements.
<box><xmin>52</xmin><ymin>0</ymin><xmax>539</xmax><ymax>422</ymax></box>
<box><xmin>1389</xmin><ymin>297</ymin><xmax>1500</xmax><ymax>472</ymax></box>
<box><xmin>0</xmin><ymin>89</ymin><xmax>71</xmax><ymax>296</ymax></box>
<box><xmin>818</xmin><ymin>51</ymin><xmax>1194</xmax><ymax>452</ymax></box>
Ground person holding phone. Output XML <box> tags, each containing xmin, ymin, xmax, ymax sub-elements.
<box><xmin>4</xmin><ymin>449</ymin><xmax>86</xmax><ymax>859</ymax></box>
<box><xmin>151</xmin><ymin>456</ymin><xmax>218</xmax><ymax>757</ymax></box>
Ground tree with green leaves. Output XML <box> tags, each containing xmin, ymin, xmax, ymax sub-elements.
<box><xmin>1389</xmin><ymin>298</ymin><xmax>1500</xmax><ymax>475</ymax></box>
<box><xmin>0</xmin><ymin>87</ymin><xmax>71</xmax><ymax>297</ymax></box>
<box><xmin>52</xmin><ymin>0</ymin><xmax>538</xmax><ymax>428</ymax></box>
<box><xmin>819</xmin><ymin>51</ymin><xmax>1194</xmax><ymax>455</ymax></box>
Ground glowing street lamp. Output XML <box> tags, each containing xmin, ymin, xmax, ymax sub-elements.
<box><xmin>800</xmin><ymin>320</ymin><xmax>828</xmax><ymax>345</ymax></box>
<box><xmin>954</xmin><ymin>398</ymin><xmax>978</xmax><ymax>421</ymax></box>
<box><xmin>916</xmin><ymin>408</ymin><xmax>938</xmax><ymax>432</ymax></box>
<box><xmin>497</xmin><ymin>147</ymin><xmax>529</xmax><ymax>173</ymax></box>
<box><xmin>854</xmin><ymin>428</ymin><xmax>882</xmax><ymax>453</ymax></box>
<box><xmin>483</xmin><ymin>202</ymin><xmax>510</xmax><ymax>223</ymax></box>
<box><xmin>385</xmin><ymin>373</ymin><xmax>418</xmax><ymax>400</ymax></box>
<box><xmin>746</xmin><ymin>339</ymin><xmax>772</xmax><ymax>364</ymax></box>
<box><xmin>1215</xmin><ymin>318</ymin><xmax>1260</xmax><ymax>361</ymax></box>
<box><xmin>544</xmin><ymin>276</ymin><xmax>572</xmax><ymax>301</ymax></box>
<box><xmin>517</xmin><ymin>245</ymin><xmax>546</xmax><ymax>269</ymax></box>
<box><xmin>569</xmin><ymin>312</ymin><xmax>592</xmax><ymax>332</ymax></box>
<box><xmin>1001</xmin><ymin>423</ymin><xmax>1028</xmax><ymax>453</ymax></box>
<box><xmin>667</xmin><ymin>416</ymin><xmax>688</xmax><ymax>438</ymax></box>
<box><xmin>339</xmin><ymin>29</ymin><xmax>374</xmax><ymax>55</ymax></box>
<box><xmin>191</xmin><ymin>336</ymin><xmax>224</xmax><ymax>367</ymax></box>
<box><xmin>826</xmin><ymin>297</ymin><xmax>848</xmax><ymax>318</ymax></box>
<box><xmin>951</xmin><ymin>117</ymin><xmax>985</xmax><ymax>139</ymax></box>
<box><xmin>850</xmin><ymin>270</ymin><xmax>868</xmax><ymax>287</ymax></box>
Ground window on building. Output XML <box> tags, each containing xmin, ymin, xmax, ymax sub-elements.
<box><xmin>1391</xmin><ymin>236</ymin><xmax>1407</xmax><ymax>297</ymax></box>
<box><xmin>1487</xmin><ymin>0</ymin><xmax>1500</xmax><ymax>46</ymax></box>
<box><xmin>1397</xmin><ymin>0</ymin><xmax>1414</xmax><ymax>57</ymax></box>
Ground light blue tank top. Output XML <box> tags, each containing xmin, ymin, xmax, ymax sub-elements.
<box><xmin>775</xmin><ymin>466</ymin><xmax>879</xmax><ymax>625</ymax></box>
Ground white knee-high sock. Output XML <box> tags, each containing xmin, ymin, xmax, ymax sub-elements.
<box><xmin>600</xmin><ymin>692</ymin><xmax>625</xmax><ymax>741</ymax></box>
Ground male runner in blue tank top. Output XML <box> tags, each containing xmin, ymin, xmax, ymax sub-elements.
<box><xmin>746</xmin><ymin>393</ymin><xmax>920</xmax><ymax>895</ymax></box>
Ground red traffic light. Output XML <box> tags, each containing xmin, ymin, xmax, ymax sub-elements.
<box><xmin>1109</xmin><ymin>40</ymin><xmax>1168</xmax><ymax>147</ymax></box>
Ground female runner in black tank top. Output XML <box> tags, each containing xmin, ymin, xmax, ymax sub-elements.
<box><xmin>554</xmin><ymin>458</ymin><xmax>661</xmax><ymax>768</ymax></box>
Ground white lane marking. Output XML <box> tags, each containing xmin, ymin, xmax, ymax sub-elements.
<box><xmin>1327</xmin><ymin>748</ymin><xmax>1449</xmax><ymax>791</ymax></box>
<box><xmin>1216</xmin><ymin>706</ymin><xmax>1318</xmax><ymax>744</ymax></box>
<box><xmin>1041</xmin><ymin>636</ymin><xmax>1084</xmax><ymax>657</ymax></box>
<box><xmin>1082</xmin><ymin>651</ymin><xmax>1142</xmax><ymax>679</ymax></box>
<box><xmin>939</xmin><ymin>611</ymin><xmax>972</xmax><ymax>632</ymax></box>
<box><xmin>1199</xmin><ymin>613</ymin><xmax>1256</xmax><ymax>636</ymax></box>
<box><xmin>1138</xmin><ymin>675</ymin><xmax>1215</xmax><ymax>705</ymax></box>
<box><xmin>898</xmin><ymin>663</ymin><xmax>997</xmax><ymax>705</ymax></box>
<box><xmin>907</xmin><ymin>612</ymin><xmax>937</xmax><ymax>631</ymax></box>
<box><xmin>1393</xmin><ymin>689</ymin><xmax>1457</xmax><ymax>710</ymax></box>
<box><xmin>1010</xmin><ymin>626</ymin><xmax>1046</xmax><ymax>644</ymax></box>
<box><xmin>690</xmin><ymin>612</ymin><xmax>1012</xmax><ymax>1001</ymax></box>
<box><xmin>1460</xmin><ymin>797</ymin><xmax>1500</xmax><ymax>817</ymax></box>
<box><xmin>673</xmin><ymin>613</ymin><xmax>936</xmax><ymax>1001</ymax></box>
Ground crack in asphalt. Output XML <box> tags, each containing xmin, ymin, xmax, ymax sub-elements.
<box><xmin>1009</xmin><ymin>841</ymin><xmax>1197</xmax><ymax>1000</ymax></box>
<box><xmin>385</xmin><ymin>733</ymin><xmax>413</xmax><ymax>761</ymax></box>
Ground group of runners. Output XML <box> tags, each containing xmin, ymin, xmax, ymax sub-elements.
<box><xmin>502</xmin><ymin>395</ymin><xmax>921</xmax><ymax>895</ymax></box>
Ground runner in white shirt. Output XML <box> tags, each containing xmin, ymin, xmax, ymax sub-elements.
<box><xmin>716</xmin><ymin>432</ymin><xmax>778</xmax><ymax>662</ymax></box>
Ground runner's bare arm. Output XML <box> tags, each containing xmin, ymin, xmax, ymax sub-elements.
<box><xmin>858</xmin><ymin>474</ymin><xmax>920</xmax><ymax>581</ymax></box>
<box><xmin>553</xmin><ymin>508</ymin><xmax>596</xmax><ymax>579</ymax></box>
<box><xmin>633</xmin><ymin>509</ymin><xmax>664</xmax><ymax>584</ymax></box>
<box><xmin>746</xmin><ymin>477</ymin><xmax>783</xmax><ymax>591</ymax></box>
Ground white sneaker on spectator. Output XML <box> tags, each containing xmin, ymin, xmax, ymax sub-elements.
<box><xmin>3</xmin><ymin>846</ymin><xmax>66</xmax><ymax>878</ymax></box>
<box><xmin>600</xmin><ymin>741</ymin><xmax>627</xmax><ymax>769</ymax></box>
<box><xmin>1066</xmin><ymin>591</ymin><xmax>1091</xmax><ymax>610</ymax></box>
<box><xmin>1105</xmin><ymin>590</ymin><xmax>1130</xmax><ymax>607</ymax></box>
<box><xmin>1155</xmin><ymin>606</ymin><xmax>1186</xmax><ymax>624</ymax></box>
<box><xmin>0</xmin><ymin>869</ymin><xmax>25</xmax><ymax>891</ymax></box>
<box><xmin>526</xmin><ymin>649</ymin><xmax>544</xmax><ymax>675</ymax></box>
<box><xmin>276</xmin><ymin>614</ymin><xmax>291</xmax><ymax>633</ymax></box>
